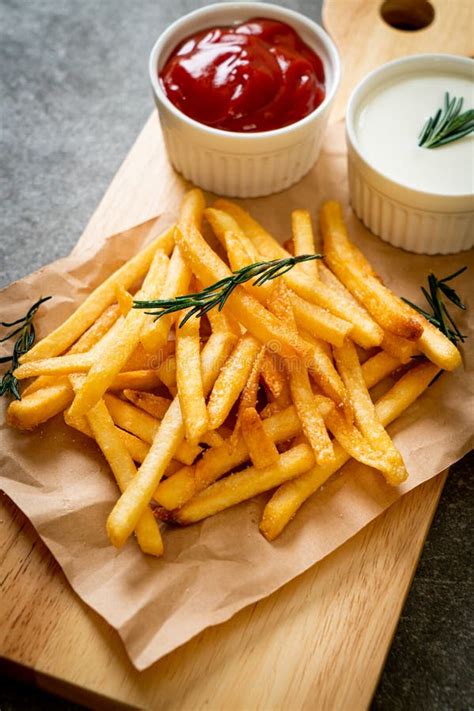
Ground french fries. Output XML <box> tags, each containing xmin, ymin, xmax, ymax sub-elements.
<box><xmin>69</xmin><ymin>249</ymin><xmax>169</xmax><ymax>417</ymax></box>
<box><xmin>176</xmin><ymin>310</ymin><xmax>209</xmax><ymax>445</ymax></box>
<box><xmin>260</xmin><ymin>362</ymin><xmax>439</xmax><ymax>540</ymax></box>
<box><xmin>6</xmin><ymin>188</ymin><xmax>461</xmax><ymax>557</ymax></box>
<box><xmin>21</xmin><ymin>225</ymin><xmax>174</xmax><ymax>362</ymax></box>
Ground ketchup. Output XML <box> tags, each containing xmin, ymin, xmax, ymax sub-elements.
<box><xmin>159</xmin><ymin>18</ymin><xmax>326</xmax><ymax>132</ymax></box>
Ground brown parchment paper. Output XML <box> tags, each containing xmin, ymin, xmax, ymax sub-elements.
<box><xmin>1</xmin><ymin>121</ymin><xmax>473</xmax><ymax>671</ymax></box>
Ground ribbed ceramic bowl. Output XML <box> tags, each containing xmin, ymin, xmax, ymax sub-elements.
<box><xmin>149</xmin><ymin>2</ymin><xmax>340</xmax><ymax>197</ymax></box>
<box><xmin>346</xmin><ymin>54</ymin><xmax>474</xmax><ymax>255</ymax></box>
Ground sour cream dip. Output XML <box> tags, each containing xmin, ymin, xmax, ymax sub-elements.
<box><xmin>355</xmin><ymin>71</ymin><xmax>473</xmax><ymax>196</ymax></box>
<box><xmin>346</xmin><ymin>54</ymin><xmax>474</xmax><ymax>254</ymax></box>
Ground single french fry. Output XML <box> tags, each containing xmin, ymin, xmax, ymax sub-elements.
<box><xmin>215</xmin><ymin>199</ymin><xmax>383</xmax><ymax>348</ymax></box>
<box><xmin>176</xmin><ymin>311</ymin><xmax>209</xmax><ymax>445</ymax></box>
<box><xmin>207</xmin><ymin>333</ymin><xmax>261</xmax><ymax>430</ymax></box>
<box><xmin>289</xmin><ymin>291</ymin><xmax>352</xmax><ymax>347</ymax></box>
<box><xmin>22</xmin><ymin>304</ymin><xmax>122</xmax><ymax>397</ymax></box>
<box><xmin>21</xmin><ymin>226</ymin><xmax>174</xmax><ymax>363</ymax></box>
<box><xmin>7</xmin><ymin>381</ymin><xmax>74</xmax><ymax>430</ymax></box>
<box><xmin>314</xmin><ymin>394</ymin><xmax>400</xmax><ymax>479</ymax></box>
<box><xmin>291</xmin><ymin>209</ymin><xmax>319</xmax><ymax>279</ymax></box>
<box><xmin>157</xmin><ymin>353</ymin><xmax>177</xmax><ymax>391</ymax></box>
<box><xmin>287</xmin><ymin>359</ymin><xmax>335</xmax><ymax>465</ymax></box>
<box><xmin>300</xmin><ymin>329</ymin><xmax>348</xmax><ymax>408</ymax></box>
<box><xmin>103</xmin><ymin>393</ymin><xmax>200</xmax><ymax>466</ymax></box>
<box><xmin>114</xmin><ymin>284</ymin><xmax>134</xmax><ymax>316</ymax></box>
<box><xmin>232</xmin><ymin>344</ymin><xmax>265</xmax><ymax>443</ymax></box>
<box><xmin>155</xmin><ymin>349</ymin><xmax>403</xmax><ymax>509</ymax></box>
<box><xmin>174</xmin><ymin>444</ymin><xmax>315</xmax><ymax>525</ymax></box>
<box><xmin>270</xmin><ymin>281</ymin><xmax>334</xmax><ymax>466</ymax></box>
<box><xmin>123</xmin><ymin>390</ymin><xmax>171</xmax><ymax>420</ymax></box>
<box><xmin>260</xmin><ymin>361</ymin><xmax>440</xmax><ymax>540</ymax></box>
<box><xmin>123</xmin><ymin>340</ymin><xmax>175</xmax><ymax>371</ymax></box>
<box><xmin>106</xmin><ymin>330</ymin><xmax>237</xmax><ymax>546</ymax></box>
<box><xmin>14</xmin><ymin>352</ymin><xmax>93</xmax><ymax>379</ymax></box>
<box><xmin>205</xmin><ymin>207</ymin><xmax>261</xmax><ymax>262</ymax></box>
<box><xmin>320</xmin><ymin>200</ymin><xmax>424</xmax><ymax>341</ymax></box>
<box><xmin>175</xmin><ymin>190</ymin><xmax>309</xmax><ymax>360</ymax></box>
<box><xmin>69</xmin><ymin>249</ymin><xmax>169</xmax><ymax>417</ymax></box>
<box><xmin>64</xmin><ymin>408</ymin><xmax>151</xmax><ymax>464</ymax></box>
<box><xmin>333</xmin><ymin>340</ymin><xmax>407</xmax><ymax>484</ymax></box>
<box><xmin>382</xmin><ymin>331</ymin><xmax>420</xmax><ymax>363</ymax></box>
<box><xmin>86</xmin><ymin>399</ymin><xmax>163</xmax><ymax>555</ymax></box>
<box><xmin>361</xmin><ymin>351</ymin><xmax>402</xmax><ymax>389</ymax></box>
<box><xmin>207</xmin><ymin>305</ymin><xmax>241</xmax><ymax>337</ymax></box>
<box><xmin>260</xmin><ymin>352</ymin><xmax>286</xmax><ymax>399</ymax></box>
<box><xmin>241</xmin><ymin>407</ymin><xmax>280</xmax><ymax>468</ymax></box>
<box><xmin>141</xmin><ymin>244</ymin><xmax>192</xmax><ymax>353</ymax></box>
<box><xmin>109</xmin><ymin>370</ymin><xmax>163</xmax><ymax>391</ymax></box>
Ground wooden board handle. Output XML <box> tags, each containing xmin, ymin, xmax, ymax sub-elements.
<box><xmin>323</xmin><ymin>0</ymin><xmax>474</xmax><ymax>121</ymax></box>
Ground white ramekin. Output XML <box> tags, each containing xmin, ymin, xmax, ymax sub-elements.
<box><xmin>346</xmin><ymin>54</ymin><xmax>474</xmax><ymax>255</ymax></box>
<box><xmin>149</xmin><ymin>2</ymin><xmax>340</xmax><ymax>197</ymax></box>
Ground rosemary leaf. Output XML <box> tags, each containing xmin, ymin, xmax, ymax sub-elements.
<box><xmin>419</xmin><ymin>92</ymin><xmax>474</xmax><ymax>149</ymax></box>
<box><xmin>0</xmin><ymin>295</ymin><xmax>52</xmax><ymax>400</ymax></box>
<box><xmin>134</xmin><ymin>254</ymin><xmax>322</xmax><ymax>327</ymax></box>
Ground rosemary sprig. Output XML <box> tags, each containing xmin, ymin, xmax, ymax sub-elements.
<box><xmin>0</xmin><ymin>296</ymin><xmax>52</xmax><ymax>399</ymax></box>
<box><xmin>418</xmin><ymin>92</ymin><xmax>474</xmax><ymax>149</ymax></box>
<box><xmin>134</xmin><ymin>254</ymin><xmax>322</xmax><ymax>326</ymax></box>
<box><xmin>402</xmin><ymin>267</ymin><xmax>467</xmax><ymax>346</ymax></box>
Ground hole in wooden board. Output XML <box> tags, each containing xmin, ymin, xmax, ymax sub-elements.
<box><xmin>380</xmin><ymin>0</ymin><xmax>435</xmax><ymax>31</ymax></box>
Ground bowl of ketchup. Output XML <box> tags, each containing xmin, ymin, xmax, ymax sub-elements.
<box><xmin>149</xmin><ymin>3</ymin><xmax>340</xmax><ymax>197</ymax></box>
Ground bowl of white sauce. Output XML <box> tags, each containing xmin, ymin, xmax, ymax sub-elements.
<box><xmin>346</xmin><ymin>54</ymin><xmax>473</xmax><ymax>254</ymax></box>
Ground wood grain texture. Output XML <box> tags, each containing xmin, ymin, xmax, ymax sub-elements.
<box><xmin>0</xmin><ymin>0</ymin><xmax>469</xmax><ymax>708</ymax></box>
<box><xmin>324</xmin><ymin>0</ymin><xmax>474</xmax><ymax>122</ymax></box>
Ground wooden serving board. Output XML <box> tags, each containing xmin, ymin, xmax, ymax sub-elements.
<box><xmin>1</xmin><ymin>1</ymin><xmax>471</xmax><ymax>708</ymax></box>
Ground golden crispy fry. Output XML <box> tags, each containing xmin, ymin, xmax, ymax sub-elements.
<box><xmin>174</xmin><ymin>443</ymin><xmax>315</xmax><ymax>524</ymax></box>
<box><xmin>14</xmin><ymin>352</ymin><xmax>93</xmax><ymax>379</ymax></box>
<box><xmin>65</xmin><ymin>408</ymin><xmax>151</xmax><ymax>463</ymax></box>
<box><xmin>21</xmin><ymin>226</ymin><xmax>174</xmax><ymax>363</ymax></box>
<box><xmin>207</xmin><ymin>334</ymin><xmax>261</xmax><ymax>430</ymax></box>
<box><xmin>109</xmin><ymin>370</ymin><xmax>163</xmax><ymax>391</ymax></box>
<box><xmin>157</xmin><ymin>353</ymin><xmax>177</xmax><ymax>391</ymax></box>
<box><xmin>207</xmin><ymin>306</ymin><xmax>241</xmax><ymax>337</ymax></box>
<box><xmin>175</xmin><ymin>190</ymin><xmax>309</xmax><ymax>360</ymax></box>
<box><xmin>289</xmin><ymin>291</ymin><xmax>352</xmax><ymax>347</ymax></box>
<box><xmin>291</xmin><ymin>209</ymin><xmax>319</xmax><ymax>280</ymax></box>
<box><xmin>241</xmin><ymin>406</ymin><xmax>280</xmax><ymax>468</ymax></box>
<box><xmin>114</xmin><ymin>284</ymin><xmax>133</xmax><ymax>316</ymax></box>
<box><xmin>320</xmin><ymin>201</ymin><xmax>424</xmax><ymax>341</ymax></box>
<box><xmin>314</xmin><ymin>394</ymin><xmax>399</xmax><ymax>479</ymax></box>
<box><xmin>176</xmin><ymin>310</ymin><xmax>209</xmax><ymax>445</ymax></box>
<box><xmin>141</xmin><ymin>245</ymin><xmax>192</xmax><ymax>353</ymax></box>
<box><xmin>69</xmin><ymin>249</ymin><xmax>169</xmax><ymax>417</ymax></box>
<box><xmin>381</xmin><ymin>332</ymin><xmax>420</xmax><ymax>363</ymax></box>
<box><xmin>123</xmin><ymin>340</ymin><xmax>175</xmax><ymax>371</ymax></box>
<box><xmin>215</xmin><ymin>199</ymin><xmax>383</xmax><ymax>348</ymax></box>
<box><xmin>260</xmin><ymin>361</ymin><xmax>440</xmax><ymax>540</ymax></box>
<box><xmin>333</xmin><ymin>340</ymin><xmax>407</xmax><ymax>485</ymax></box>
<box><xmin>232</xmin><ymin>344</ymin><xmax>265</xmax><ymax>443</ymax></box>
<box><xmin>300</xmin><ymin>329</ymin><xmax>348</xmax><ymax>408</ymax></box>
<box><xmin>106</xmin><ymin>330</ymin><xmax>237</xmax><ymax>547</ymax></box>
<box><xmin>260</xmin><ymin>352</ymin><xmax>286</xmax><ymax>399</ymax></box>
<box><xmin>7</xmin><ymin>381</ymin><xmax>73</xmax><ymax>430</ymax></box>
<box><xmin>205</xmin><ymin>207</ymin><xmax>260</xmax><ymax>262</ymax></box>
<box><xmin>155</xmin><ymin>348</ymin><xmax>404</xmax><ymax>510</ymax></box>
<box><xmin>103</xmin><ymin>393</ymin><xmax>200</xmax><ymax>465</ymax></box>
<box><xmin>86</xmin><ymin>399</ymin><xmax>163</xmax><ymax>555</ymax></box>
<box><xmin>123</xmin><ymin>390</ymin><xmax>171</xmax><ymax>419</ymax></box>
<box><xmin>270</xmin><ymin>281</ymin><xmax>334</xmax><ymax>465</ymax></box>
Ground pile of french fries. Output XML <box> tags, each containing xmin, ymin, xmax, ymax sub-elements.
<box><xmin>7</xmin><ymin>190</ymin><xmax>461</xmax><ymax>556</ymax></box>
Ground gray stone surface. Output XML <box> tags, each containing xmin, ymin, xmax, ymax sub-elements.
<box><xmin>1</xmin><ymin>1</ymin><xmax>472</xmax><ymax>709</ymax></box>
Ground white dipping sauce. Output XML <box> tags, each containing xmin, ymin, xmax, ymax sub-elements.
<box><xmin>355</xmin><ymin>71</ymin><xmax>474</xmax><ymax>195</ymax></box>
